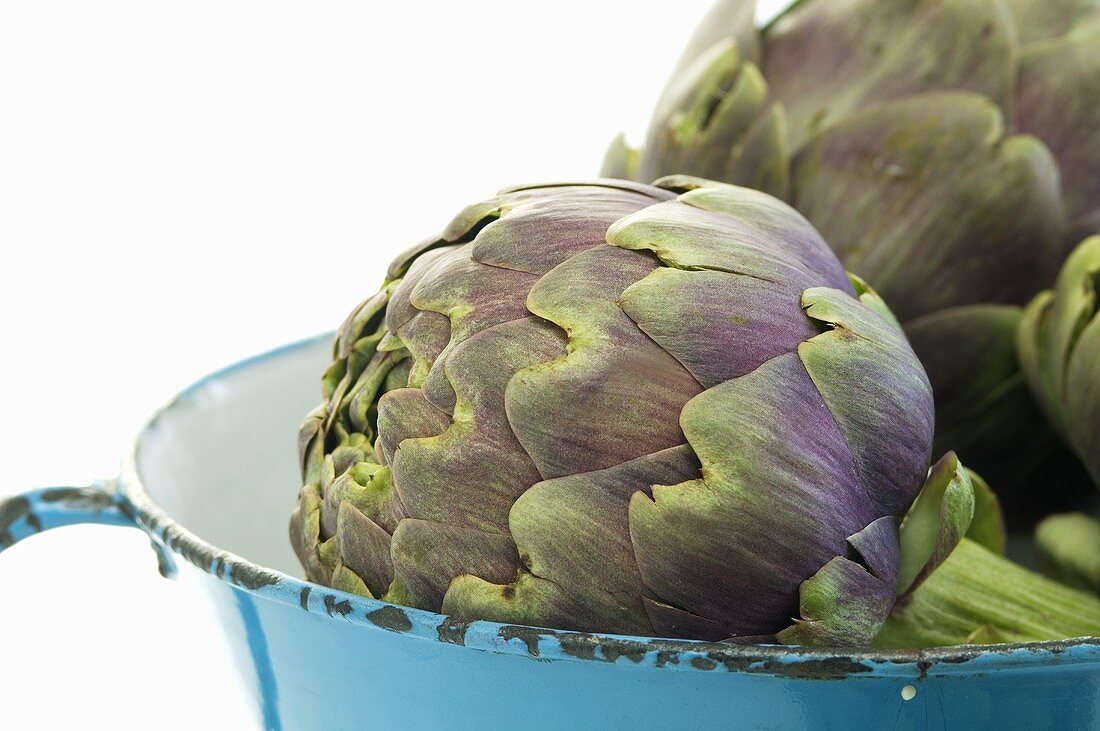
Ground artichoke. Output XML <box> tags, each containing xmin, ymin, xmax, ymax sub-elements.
<box><xmin>291</xmin><ymin>178</ymin><xmax>936</xmax><ymax>645</ymax></box>
<box><xmin>605</xmin><ymin>0</ymin><xmax>1100</xmax><ymax>496</ymax></box>
<box><xmin>1018</xmin><ymin>236</ymin><xmax>1100</xmax><ymax>486</ymax></box>
<box><xmin>614</xmin><ymin>0</ymin><xmax>1099</xmax><ymax>244</ymax></box>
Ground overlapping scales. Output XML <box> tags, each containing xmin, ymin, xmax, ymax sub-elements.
<box><xmin>612</xmin><ymin>0</ymin><xmax>1098</xmax><ymax>499</ymax></box>
<box><xmin>291</xmin><ymin>179</ymin><xmax>933</xmax><ymax>644</ymax></box>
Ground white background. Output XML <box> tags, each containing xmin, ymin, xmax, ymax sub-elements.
<box><xmin>0</xmin><ymin>2</ymin><xmax>785</xmax><ymax>728</ymax></box>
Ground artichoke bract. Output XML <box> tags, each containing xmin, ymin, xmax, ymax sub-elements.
<box><xmin>291</xmin><ymin>178</ymin><xmax>935</xmax><ymax>645</ymax></box>
<box><xmin>605</xmin><ymin>0</ymin><xmax>1100</xmax><ymax>495</ymax></box>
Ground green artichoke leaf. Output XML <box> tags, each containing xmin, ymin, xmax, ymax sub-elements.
<box><xmin>298</xmin><ymin>406</ymin><xmax>326</xmax><ymax>486</ymax></box>
<box><xmin>845</xmin><ymin>273</ymin><xmax>901</xmax><ymax>333</ymax></box>
<box><xmin>776</xmin><ymin>516</ymin><xmax>900</xmax><ymax>646</ymax></box>
<box><xmin>323</xmin><ymin>285</ymin><xmax>388</xmax><ymax>399</ymax></box>
<box><xmin>607</xmin><ymin>186</ymin><xmax>851</xmax><ymax>290</ymax></box>
<box><xmin>599</xmin><ymin>132</ymin><xmax>639</xmax><ymax>180</ymax></box>
<box><xmin>634</xmin><ymin>39</ymin><xmax>789</xmax><ymax>198</ymax></box>
<box><xmin>877</xmin><ymin>454</ymin><xmax>1099</xmax><ymax>648</ymax></box>
<box><xmin>895</xmin><ymin>453</ymin><xmax>975</xmax><ymax>598</ymax></box>
<box><xmin>1042</xmin><ymin>238</ymin><xmax>1100</xmax><ymax>424</ymax></box>
<box><xmin>391</xmin><ymin>519</ymin><xmax>523</xmax><ymax>611</ymax></box>
<box><xmin>650</xmin><ymin>174</ymin><xmax>732</xmax><ymax>194</ymax></box>
<box><xmin>1036</xmin><ymin>512</ymin><xmax>1100</xmax><ymax>594</ymax></box>
<box><xmin>1017</xmin><ymin>291</ymin><xmax>1059</xmax><ymax>427</ymax></box>
<box><xmin>965</xmin><ymin>470</ymin><xmax>1007</xmax><ymax>555</ymax></box>
<box><xmin>655</xmin><ymin>0</ymin><xmax>760</xmax><ymax>125</ymax></box>
<box><xmin>1066</xmin><ymin>310</ymin><xmax>1100</xmax><ymax>486</ymax></box>
<box><xmin>289</xmin><ymin>483</ymin><xmax>327</xmax><ymax>584</ymax></box>
<box><xmin>329</xmin><ymin>563</ymin><xmax>373</xmax><ymax>598</ymax></box>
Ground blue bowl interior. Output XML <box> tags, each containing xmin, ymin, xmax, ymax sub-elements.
<box><xmin>135</xmin><ymin>335</ymin><xmax>332</xmax><ymax>575</ymax></box>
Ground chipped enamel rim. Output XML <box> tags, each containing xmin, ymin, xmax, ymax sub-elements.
<box><xmin>116</xmin><ymin>333</ymin><xmax>1100</xmax><ymax>678</ymax></box>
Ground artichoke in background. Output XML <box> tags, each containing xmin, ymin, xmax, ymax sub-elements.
<box><xmin>612</xmin><ymin>0</ymin><xmax>1100</xmax><ymax>243</ymax></box>
<box><xmin>291</xmin><ymin>177</ymin><xmax>938</xmax><ymax>645</ymax></box>
<box><xmin>1017</xmin><ymin>237</ymin><xmax>1100</xmax><ymax>592</ymax></box>
<box><xmin>604</xmin><ymin>0</ymin><xmax>1100</xmax><ymax>497</ymax></box>
<box><xmin>1018</xmin><ymin>236</ymin><xmax>1100</xmax><ymax>486</ymax></box>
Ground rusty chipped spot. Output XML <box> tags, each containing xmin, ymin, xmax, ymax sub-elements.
<box><xmin>324</xmin><ymin>594</ymin><xmax>353</xmax><ymax>618</ymax></box>
<box><xmin>499</xmin><ymin>626</ymin><xmax>542</xmax><ymax>656</ymax></box>
<box><xmin>437</xmin><ymin>617</ymin><xmax>472</xmax><ymax>646</ymax></box>
<box><xmin>367</xmin><ymin>605</ymin><xmax>412</xmax><ymax>632</ymax></box>
<box><xmin>656</xmin><ymin>651</ymin><xmax>680</xmax><ymax>668</ymax></box>
<box><xmin>0</xmin><ymin>496</ymin><xmax>37</xmax><ymax>548</ymax></box>
<box><xmin>39</xmin><ymin>487</ymin><xmax>114</xmax><ymax>510</ymax></box>
<box><xmin>691</xmin><ymin>657</ymin><xmax>719</xmax><ymax>671</ymax></box>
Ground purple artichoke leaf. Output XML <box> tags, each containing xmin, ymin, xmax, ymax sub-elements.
<box><xmin>507</xmin><ymin>246</ymin><xmax>703</xmax><ymax>479</ymax></box>
<box><xmin>776</xmin><ymin>551</ymin><xmax>897</xmax><ymax>646</ymax></box>
<box><xmin>761</xmin><ymin>0</ymin><xmax>1016</xmax><ymax>147</ymax></box>
<box><xmin>608</xmin><ymin>184</ymin><xmax>849</xmax><ymax>291</ymax></box>
<box><xmin>792</xmin><ymin>92</ymin><xmax>1067</xmax><ymax>321</ymax></box>
<box><xmin>470</xmin><ymin>187</ymin><xmax>664</xmax><ymax>275</ymax></box>
<box><xmin>441</xmin><ymin>446</ymin><xmax>702</xmax><ymax>637</ymax></box>
<box><xmin>390</xmin><ymin>318</ymin><xmax>564</xmax><ymax>531</ymax></box>
<box><xmin>799</xmin><ymin>286</ymin><xmax>935</xmax><ymax>516</ymax></box>
<box><xmin>1017</xmin><ymin>17</ymin><xmax>1100</xmax><ymax>237</ymax></box>
<box><xmin>336</xmin><ymin>500</ymin><xmax>395</xmax><ymax>599</ymax></box>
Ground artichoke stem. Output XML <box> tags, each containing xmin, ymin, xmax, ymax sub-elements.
<box><xmin>875</xmin><ymin>538</ymin><xmax>1100</xmax><ymax>649</ymax></box>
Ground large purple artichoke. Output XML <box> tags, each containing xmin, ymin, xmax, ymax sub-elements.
<box><xmin>290</xmin><ymin>178</ymin><xmax>935</xmax><ymax>645</ymax></box>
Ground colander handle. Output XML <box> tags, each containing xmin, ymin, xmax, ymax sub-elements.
<box><xmin>0</xmin><ymin>482</ymin><xmax>174</xmax><ymax>576</ymax></box>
